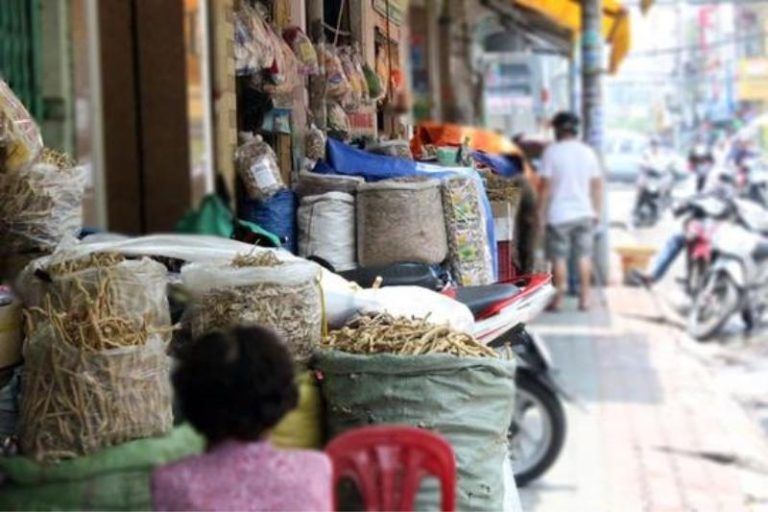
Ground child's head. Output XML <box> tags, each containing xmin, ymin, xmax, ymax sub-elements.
<box><xmin>172</xmin><ymin>326</ymin><xmax>298</xmax><ymax>444</ymax></box>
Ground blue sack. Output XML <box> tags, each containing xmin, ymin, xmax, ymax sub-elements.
<box><xmin>239</xmin><ymin>190</ymin><xmax>297</xmax><ymax>253</ymax></box>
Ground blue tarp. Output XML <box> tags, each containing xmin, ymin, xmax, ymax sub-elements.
<box><xmin>470</xmin><ymin>150</ymin><xmax>523</xmax><ymax>178</ymax></box>
<box><xmin>320</xmin><ymin>138</ymin><xmax>498</xmax><ymax>280</ymax></box>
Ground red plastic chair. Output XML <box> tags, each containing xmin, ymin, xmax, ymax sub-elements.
<box><xmin>325</xmin><ymin>425</ymin><xmax>457</xmax><ymax>511</ymax></box>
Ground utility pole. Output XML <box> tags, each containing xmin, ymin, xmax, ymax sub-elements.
<box><xmin>581</xmin><ymin>0</ymin><xmax>610</xmax><ymax>283</ymax></box>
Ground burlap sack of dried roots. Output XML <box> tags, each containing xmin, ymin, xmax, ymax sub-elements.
<box><xmin>181</xmin><ymin>252</ymin><xmax>323</xmax><ymax>363</ymax></box>
<box><xmin>356</xmin><ymin>178</ymin><xmax>448</xmax><ymax>266</ymax></box>
<box><xmin>17</xmin><ymin>253</ymin><xmax>173</xmax><ymax>461</ymax></box>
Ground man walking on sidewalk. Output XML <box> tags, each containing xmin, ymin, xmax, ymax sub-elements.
<box><xmin>538</xmin><ymin>112</ymin><xmax>604</xmax><ymax>311</ymax></box>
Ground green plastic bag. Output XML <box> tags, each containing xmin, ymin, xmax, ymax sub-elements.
<box><xmin>175</xmin><ymin>194</ymin><xmax>280</xmax><ymax>246</ymax></box>
<box><xmin>0</xmin><ymin>425</ymin><xmax>204</xmax><ymax>511</ymax></box>
<box><xmin>315</xmin><ymin>351</ymin><xmax>516</xmax><ymax>511</ymax></box>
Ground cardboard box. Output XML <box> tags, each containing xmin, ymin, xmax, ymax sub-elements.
<box><xmin>491</xmin><ymin>200</ymin><xmax>515</xmax><ymax>242</ymax></box>
<box><xmin>0</xmin><ymin>301</ymin><xmax>22</xmax><ymax>369</ymax></box>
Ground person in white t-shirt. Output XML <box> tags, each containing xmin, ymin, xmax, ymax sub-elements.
<box><xmin>538</xmin><ymin>112</ymin><xmax>604</xmax><ymax>311</ymax></box>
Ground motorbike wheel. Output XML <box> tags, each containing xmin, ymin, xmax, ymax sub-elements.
<box><xmin>687</xmin><ymin>270</ymin><xmax>739</xmax><ymax>341</ymax></box>
<box><xmin>686</xmin><ymin>258</ymin><xmax>707</xmax><ymax>295</ymax></box>
<box><xmin>509</xmin><ymin>371</ymin><xmax>566</xmax><ymax>487</ymax></box>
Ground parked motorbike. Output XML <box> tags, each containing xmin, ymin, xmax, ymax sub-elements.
<box><xmin>633</xmin><ymin>164</ymin><xmax>673</xmax><ymax>228</ymax></box>
<box><xmin>672</xmin><ymin>194</ymin><xmax>732</xmax><ymax>295</ymax></box>
<box><xmin>740</xmin><ymin>157</ymin><xmax>768</xmax><ymax>209</ymax></box>
<box><xmin>338</xmin><ymin>262</ymin><xmax>566</xmax><ymax>486</ymax></box>
<box><xmin>687</xmin><ymin>196</ymin><xmax>768</xmax><ymax>339</ymax></box>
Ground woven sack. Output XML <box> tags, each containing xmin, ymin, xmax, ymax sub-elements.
<box><xmin>357</xmin><ymin>178</ymin><xmax>447</xmax><ymax>266</ymax></box>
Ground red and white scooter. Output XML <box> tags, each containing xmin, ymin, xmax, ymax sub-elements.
<box><xmin>337</xmin><ymin>264</ymin><xmax>566</xmax><ymax>486</ymax></box>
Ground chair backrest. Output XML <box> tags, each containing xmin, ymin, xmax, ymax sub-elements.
<box><xmin>325</xmin><ymin>425</ymin><xmax>456</xmax><ymax>511</ymax></box>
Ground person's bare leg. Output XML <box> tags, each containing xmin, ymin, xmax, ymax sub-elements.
<box><xmin>549</xmin><ymin>258</ymin><xmax>567</xmax><ymax>311</ymax></box>
<box><xmin>578</xmin><ymin>256</ymin><xmax>592</xmax><ymax>310</ymax></box>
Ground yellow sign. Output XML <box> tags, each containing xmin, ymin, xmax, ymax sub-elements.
<box><xmin>738</xmin><ymin>58</ymin><xmax>768</xmax><ymax>102</ymax></box>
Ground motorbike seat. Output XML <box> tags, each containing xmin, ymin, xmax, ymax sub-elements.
<box><xmin>753</xmin><ymin>240</ymin><xmax>768</xmax><ymax>261</ymax></box>
<box><xmin>453</xmin><ymin>284</ymin><xmax>521</xmax><ymax>316</ymax></box>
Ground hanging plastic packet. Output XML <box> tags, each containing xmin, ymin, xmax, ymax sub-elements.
<box><xmin>319</xmin><ymin>44</ymin><xmax>351</xmax><ymax>99</ymax></box>
<box><xmin>305</xmin><ymin>123</ymin><xmax>326</xmax><ymax>161</ymax></box>
<box><xmin>362</xmin><ymin>61</ymin><xmax>384</xmax><ymax>101</ymax></box>
<box><xmin>283</xmin><ymin>27</ymin><xmax>319</xmax><ymax>76</ymax></box>
<box><xmin>351</xmin><ymin>46</ymin><xmax>370</xmax><ymax>104</ymax></box>
<box><xmin>339</xmin><ymin>46</ymin><xmax>364</xmax><ymax>111</ymax></box>
<box><xmin>327</xmin><ymin>102</ymin><xmax>351</xmax><ymax>139</ymax></box>
<box><xmin>0</xmin><ymin>79</ymin><xmax>43</xmax><ymax>173</ymax></box>
<box><xmin>235</xmin><ymin>133</ymin><xmax>286</xmax><ymax>200</ymax></box>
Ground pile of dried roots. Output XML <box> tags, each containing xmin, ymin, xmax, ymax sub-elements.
<box><xmin>322</xmin><ymin>313</ymin><xmax>496</xmax><ymax>358</ymax></box>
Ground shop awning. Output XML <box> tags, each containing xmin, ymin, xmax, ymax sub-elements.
<box><xmin>512</xmin><ymin>0</ymin><xmax>631</xmax><ymax>73</ymax></box>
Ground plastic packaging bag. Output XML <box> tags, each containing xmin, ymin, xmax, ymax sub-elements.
<box><xmin>0</xmin><ymin>79</ymin><xmax>43</xmax><ymax>172</ymax></box>
<box><xmin>0</xmin><ymin>150</ymin><xmax>86</xmax><ymax>255</ymax></box>
<box><xmin>234</xmin><ymin>3</ymin><xmax>275</xmax><ymax>76</ymax></box>
<box><xmin>239</xmin><ymin>189</ymin><xmax>297</xmax><ymax>253</ymax></box>
<box><xmin>235</xmin><ymin>133</ymin><xmax>285</xmax><ymax>200</ymax></box>
<box><xmin>283</xmin><ymin>27</ymin><xmax>319</xmax><ymax>76</ymax></box>
<box><xmin>327</xmin><ymin>101</ymin><xmax>351</xmax><ymax>137</ymax></box>
<box><xmin>305</xmin><ymin>123</ymin><xmax>326</xmax><ymax>161</ymax></box>
<box><xmin>181</xmin><ymin>258</ymin><xmax>323</xmax><ymax>363</ymax></box>
<box><xmin>363</xmin><ymin>61</ymin><xmax>384</xmax><ymax>101</ymax></box>
<box><xmin>320</xmin><ymin>44</ymin><xmax>351</xmax><ymax>99</ymax></box>
<box><xmin>339</xmin><ymin>46</ymin><xmax>365</xmax><ymax>111</ymax></box>
<box><xmin>442</xmin><ymin>175</ymin><xmax>494</xmax><ymax>286</ymax></box>
<box><xmin>262</xmin><ymin>26</ymin><xmax>301</xmax><ymax>95</ymax></box>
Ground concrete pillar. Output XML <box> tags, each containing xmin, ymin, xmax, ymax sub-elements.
<box><xmin>581</xmin><ymin>0</ymin><xmax>609</xmax><ymax>283</ymax></box>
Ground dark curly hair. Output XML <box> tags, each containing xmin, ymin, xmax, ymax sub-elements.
<box><xmin>172</xmin><ymin>326</ymin><xmax>298</xmax><ymax>444</ymax></box>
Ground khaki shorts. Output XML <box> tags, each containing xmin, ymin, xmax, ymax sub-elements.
<box><xmin>546</xmin><ymin>218</ymin><xmax>594</xmax><ymax>261</ymax></box>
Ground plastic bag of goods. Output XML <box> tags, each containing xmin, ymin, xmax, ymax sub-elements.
<box><xmin>316</xmin><ymin>314</ymin><xmax>516</xmax><ymax>511</ymax></box>
<box><xmin>0</xmin><ymin>79</ymin><xmax>43</xmax><ymax>172</ymax></box>
<box><xmin>305</xmin><ymin>123</ymin><xmax>326</xmax><ymax>161</ymax></box>
<box><xmin>327</xmin><ymin>101</ymin><xmax>351</xmax><ymax>138</ymax></box>
<box><xmin>233</xmin><ymin>2</ymin><xmax>275</xmax><ymax>75</ymax></box>
<box><xmin>363</xmin><ymin>61</ymin><xmax>384</xmax><ymax>101</ymax></box>
<box><xmin>338</xmin><ymin>46</ymin><xmax>366</xmax><ymax>111</ymax></box>
<box><xmin>442</xmin><ymin>175</ymin><xmax>494</xmax><ymax>286</ymax></box>
<box><xmin>357</xmin><ymin>178</ymin><xmax>448</xmax><ymax>266</ymax></box>
<box><xmin>262</xmin><ymin>26</ymin><xmax>301</xmax><ymax>95</ymax></box>
<box><xmin>283</xmin><ymin>27</ymin><xmax>319</xmax><ymax>76</ymax></box>
<box><xmin>235</xmin><ymin>133</ymin><xmax>285</xmax><ymax>200</ymax></box>
<box><xmin>17</xmin><ymin>253</ymin><xmax>173</xmax><ymax>461</ymax></box>
<box><xmin>181</xmin><ymin>253</ymin><xmax>323</xmax><ymax>363</ymax></box>
<box><xmin>0</xmin><ymin>148</ymin><xmax>85</xmax><ymax>256</ymax></box>
<box><xmin>319</xmin><ymin>44</ymin><xmax>351</xmax><ymax>99</ymax></box>
<box><xmin>295</xmin><ymin>170</ymin><xmax>363</xmax><ymax>197</ymax></box>
<box><xmin>297</xmin><ymin>192</ymin><xmax>356</xmax><ymax>272</ymax></box>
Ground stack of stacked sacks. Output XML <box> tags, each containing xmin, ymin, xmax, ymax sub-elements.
<box><xmin>0</xmin><ymin>79</ymin><xmax>85</xmax><ymax>280</ymax></box>
<box><xmin>0</xmin><ymin>251</ymin><xmax>200</xmax><ymax>510</ymax></box>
